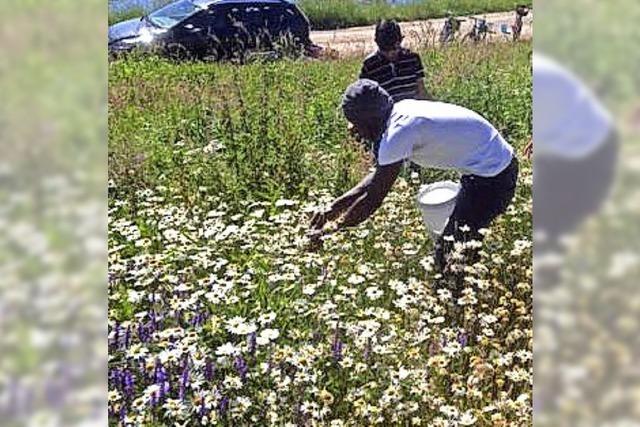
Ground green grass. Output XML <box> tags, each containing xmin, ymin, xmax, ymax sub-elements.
<box><xmin>109</xmin><ymin>41</ymin><xmax>531</xmax><ymax>209</ymax></box>
<box><xmin>299</xmin><ymin>0</ymin><xmax>531</xmax><ymax>30</ymax></box>
<box><xmin>108</xmin><ymin>0</ymin><xmax>533</xmax><ymax>28</ymax></box>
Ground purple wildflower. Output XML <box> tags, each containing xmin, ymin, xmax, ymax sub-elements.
<box><xmin>153</xmin><ymin>359</ymin><xmax>162</xmax><ymax>383</ymax></box>
<box><xmin>22</xmin><ymin>384</ymin><xmax>35</xmax><ymax>414</ymax></box>
<box><xmin>158</xmin><ymin>368</ymin><xmax>169</xmax><ymax>402</ymax></box>
<box><xmin>332</xmin><ymin>340</ymin><xmax>343</xmax><ymax>362</ymax></box>
<box><xmin>204</xmin><ymin>358</ymin><xmax>215</xmax><ymax>382</ymax></box>
<box><xmin>218</xmin><ymin>396</ymin><xmax>229</xmax><ymax>417</ymax></box>
<box><xmin>458</xmin><ymin>331</ymin><xmax>469</xmax><ymax>347</ymax></box>
<box><xmin>138</xmin><ymin>323</ymin><xmax>148</xmax><ymax>343</ymax></box>
<box><xmin>124</xmin><ymin>326</ymin><xmax>131</xmax><ymax>349</ymax></box>
<box><xmin>7</xmin><ymin>378</ymin><xmax>19</xmax><ymax>417</ymax></box>
<box><xmin>195</xmin><ymin>312</ymin><xmax>203</xmax><ymax>327</ymax></box>
<box><xmin>331</xmin><ymin>325</ymin><xmax>343</xmax><ymax>362</ymax></box>
<box><xmin>139</xmin><ymin>358</ymin><xmax>148</xmax><ymax>381</ymax></box>
<box><xmin>429</xmin><ymin>340</ymin><xmax>439</xmax><ymax>355</ymax></box>
<box><xmin>113</xmin><ymin>322</ymin><xmax>121</xmax><ymax>350</ymax></box>
<box><xmin>150</xmin><ymin>389</ymin><xmax>159</xmax><ymax>407</ymax></box>
<box><xmin>248</xmin><ymin>332</ymin><xmax>257</xmax><ymax>356</ymax></box>
<box><xmin>234</xmin><ymin>356</ymin><xmax>248</xmax><ymax>382</ymax></box>
<box><xmin>198</xmin><ymin>399</ymin><xmax>208</xmax><ymax>417</ymax></box>
<box><xmin>179</xmin><ymin>362</ymin><xmax>189</xmax><ymax>401</ymax></box>
<box><xmin>119</xmin><ymin>404</ymin><xmax>127</xmax><ymax>422</ymax></box>
<box><xmin>363</xmin><ymin>338</ymin><xmax>372</xmax><ymax>361</ymax></box>
<box><xmin>110</xmin><ymin>369</ymin><xmax>121</xmax><ymax>388</ymax></box>
<box><xmin>122</xmin><ymin>370</ymin><xmax>135</xmax><ymax>398</ymax></box>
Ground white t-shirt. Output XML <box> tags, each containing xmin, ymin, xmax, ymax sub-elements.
<box><xmin>377</xmin><ymin>99</ymin><xmax>514</xmax><ymax>177</ymax></box>
<box><xmin>533</xmin><ymin>53</ymin><xmax>613</xmax><ymax>159</ymax></box>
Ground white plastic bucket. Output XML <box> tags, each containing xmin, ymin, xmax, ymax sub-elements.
<box><xmin>416</xmin><ymin>181</ymin><xmax>460</xmax><ymax>236</ymax></box>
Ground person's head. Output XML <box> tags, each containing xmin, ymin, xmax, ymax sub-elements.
<box><xmin>341</xmin><ymin>79</ymin><xmax>394</xmax><ymax>153</ymax></box>
<box><xmin>516</xmin><ymin>5</ymin><xmax>529</xmax><ymax>16</ymax></box>
<box><xmin>375</xmin><ymin>20</ymin><xmax>403</xmax><ymax>61</ymax></box>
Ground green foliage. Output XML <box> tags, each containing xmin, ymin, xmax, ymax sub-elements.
<box><xmin>108</xmin><ymin>0</ymin><xmax>533</xmax><ymax>28</ymax></box>
<box><xmin>109</xmin><ymin>42</ymin><xmax>531</xmax><ymax>210</ymax></box>
<box><xmin>107</xmin><ymin>40</ymin><xmax>533</xmax><ymax>426</ymax></box>
<box><xmin>299</xmin><ymin>0</ymin><xmax>531</xmax><ymax>30</ymax></box>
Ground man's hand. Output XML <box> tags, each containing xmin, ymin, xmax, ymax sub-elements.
<box><xmin>309</xmin><ymin>187</ymin><xmax>367</xmax><ymax>232</ymax></box>
<box><xmin>307</xmin><ymin>204</ymin><xmax>344</xmax><ymax>252</ymax></box>
<box><xmin>338</xmin><ymin>162</ymin><xmax>402</xmax><ymax>228</ymax></box>
<box><xmin>305</xmin><ymin>228</ymin><xmax>325</xmax><ymax>252</ymax></box>
<box><xmin>306</xmin><ymin>161</ymin><xmax>401</xmax><ymax>249</ymax></box>
<box><xmin>310</xmin><ymin>205</ymin><xmax>342</xmax><ymax>231</ymax></box>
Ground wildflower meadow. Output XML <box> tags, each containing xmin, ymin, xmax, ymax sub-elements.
<box><xmin>108</xmin><ymin>41</ymin><xmax>532</xmax><ymax>425</ymax></box>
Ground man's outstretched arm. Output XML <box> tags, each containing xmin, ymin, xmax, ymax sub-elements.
<box><xmin>335</xmin><ymin>161</ymin><xmax>403</xmax><ymax>229</ymax></box>
<box><xmin>309</xmin><ymin>170</ymin><xmax>374</xmax><ymax>231</ymax></box>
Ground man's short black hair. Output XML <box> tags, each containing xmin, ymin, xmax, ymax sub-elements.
<box><xmin>375</xmin><ymin>20</ymin><xmax>403</xmax><ymax>51</ymax></box>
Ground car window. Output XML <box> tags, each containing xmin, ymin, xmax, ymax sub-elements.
<box><xmin>195</xmin><ymin>6</ymin><xmax>233</xmax><ymax>37</ymax></box>
<box><xmin>282</xmin><ymin>5</ymin><xmax>308</xmax><ymax>39</ymax></box>
<box><xmin>176</xmin><ymin>9</ymin><xmax>212</xmax><ymax>34</ymax></box>
<box><xmin>147</xmin><ymin>0</ymin><xmax>203</xmax><ymax>29</ymax></box>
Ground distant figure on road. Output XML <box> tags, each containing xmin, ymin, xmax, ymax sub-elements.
<box><xmin>512</xmin><ymin>5</ymin><xmax>530</xmax><ymax>41</ymax></box>
<box><xmin>359</xmin><ymin>20</ymin><xmax>430</xmax><ymax>102</ymax></box>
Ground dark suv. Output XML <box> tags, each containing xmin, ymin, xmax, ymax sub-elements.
<box><xmin>108</xmin><ymin>0</ymin><xmax>321</xmax><ymax>60</ymax></box>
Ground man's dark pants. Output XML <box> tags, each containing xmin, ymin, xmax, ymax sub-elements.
<box><xmin>435</xmin><ymin>156</ymin><xmax>519</xmax><ymax>270</ymax></box>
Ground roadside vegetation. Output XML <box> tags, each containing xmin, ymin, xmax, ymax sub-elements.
<box><xmin>108</xmin><ymin>0</ymin><xmax>533</xmax><ymax>29</ymax></box>
<box><xmin>109</xmin><ymin>42</ymin><xmax>531</xmax><ymax>205</ymax></box>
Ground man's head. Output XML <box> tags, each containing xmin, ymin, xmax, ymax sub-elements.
<box><xmin>342</xmin><ymin>79</ymin><xmax>393</xmax><ymax>149</ymax></box>
<box><xmin>375</xmin><ymin>20</ymin><xmax>403</xmax><ymax>61</ymax></box>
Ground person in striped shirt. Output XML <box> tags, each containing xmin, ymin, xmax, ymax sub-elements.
<box><xmin>359</xmin><ymin>20</ymin><xmax>430</xmax><ymax>102</ymax></box>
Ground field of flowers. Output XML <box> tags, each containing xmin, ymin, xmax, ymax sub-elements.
<box><xmin>108</xmin><ymin>42</ymin><xmax>532</xmax><ymax>425</ymax></box>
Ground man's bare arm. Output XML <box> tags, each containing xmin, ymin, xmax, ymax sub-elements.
<box><xmin>309</xmin><ymin>170</ymin><xmax>375</xmax><ymax>230</ymax></box>
<box><xmin>336</xmin><ymin>161</ymin><xmax>403</xmax><ymax>228</ymax></box>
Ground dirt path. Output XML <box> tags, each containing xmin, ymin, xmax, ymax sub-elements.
<box><xmin>310</xmin><ymin>11</ymin><xmax>532</xmax><ymax>58</ymax></box>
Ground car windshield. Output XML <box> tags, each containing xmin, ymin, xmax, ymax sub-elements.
<box><xmin>147</xmin><ymin>0</ymin><xmax>202</xmax><ymax>29</ymax></box>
